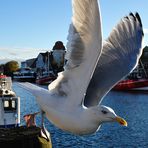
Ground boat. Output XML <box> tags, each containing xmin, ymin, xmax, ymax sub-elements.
<box><xmin>36</xmin><ymin>71</ymin><xmax>57</xmax><ymax>85</ymax></box>
<box><xmin>113</xmin><ymin>78</ymin><xmax>148</xmax><ymax>91</ymax></box>
<box><xmin>113</xmin><ymin>59</ymin><xmax>148</xmax><ymax>91</ymax></box>
<box><xmin>13</xmin><ymin>67</ymin><xmax>36</xmax><ymax>82</ymax></box>
<box><xmin>0</xmin><ymin>74</ymin><xmax>52</xmax><ymax>146</ymax></box>
<box><xmin>0</xmin><ymin>74</ymin><xmax>20</xmax><ymax>128</ymax></box>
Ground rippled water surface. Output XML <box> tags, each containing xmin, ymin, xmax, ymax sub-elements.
<box><xmin>13</xmin><ymin>83</ymin><xmax>148</xmax><ymax>148</ymax></box>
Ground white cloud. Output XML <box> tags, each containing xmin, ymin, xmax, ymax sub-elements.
<box><xmin>144</xmin><ymin>28</ymin><xmax>148</xmax><ymax>34</ymax></box>
<box><xmin>0</xmin><ymin>47</ymin><xmax>42</xmax><ymax>60</ymax></box>
<box><xmin>0</xmin><ymin>57</ymin><xmax>23</xmax><ymax>65</ymax></box>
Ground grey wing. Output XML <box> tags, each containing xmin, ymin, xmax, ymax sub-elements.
<box><xmin>84</xmin><ymin>13</ymin><xmax>144</xmax><ymax>107</ymax></box>
<box><xmin>49</xmin><ymin>0</ymin><xmax>102</xmax><ymax>106</ymax></box>
<box><xmin>65</xmin><ymin>0</ymin><xmax>102</xmax><ymax>69</ymax></box>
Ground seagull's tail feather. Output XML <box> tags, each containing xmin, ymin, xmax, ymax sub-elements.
<box><xmin>17</xmin><ymin>82</ymin><xmax>56</xmax><ymax>113</ymax></box>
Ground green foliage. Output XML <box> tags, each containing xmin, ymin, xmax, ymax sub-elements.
<box><xmin>140</xmin><ymin>46</ymin><xmax>148</xmax><ymax>62</ymax></box>
<box><xmin>4</xmin><ymin>60</ymin><xmax>19</xmax><ymax>76</ymax></box>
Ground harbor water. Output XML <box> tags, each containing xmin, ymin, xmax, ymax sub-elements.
<box><xmin>12</xmin><ymin>83</ymin><xmax>148</xmax><ymax>148</ymax></box>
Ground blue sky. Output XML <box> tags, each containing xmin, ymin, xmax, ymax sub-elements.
<box><xmin>0</xmin><ymin>0</ymin><xmax>148</xmax><ymax>63</ymax></box>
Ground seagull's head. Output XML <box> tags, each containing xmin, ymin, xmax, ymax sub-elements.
<box><xmin>95</xmin><ymin>105</ymin><xmax>127</xmax><ymax>126</ymax></box>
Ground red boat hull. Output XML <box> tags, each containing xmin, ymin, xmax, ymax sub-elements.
<box><xmin>0</xmin><ymin>75</ymin><xmax>7</xmax><ymax>78</ymax></box>
<box><xmin>113</xmin><ymin>79</ymin><xmax>148</xmax><ymax>91</ymax></box>
<box><xmin>36</xmin><ymin>76</ymin><xmax>56</xmax><ymax>85</ymax></box>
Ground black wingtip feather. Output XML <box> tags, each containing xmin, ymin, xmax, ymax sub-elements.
<box><xmin>135</xmin><ymin>12</ymin><xmax>144</xmax><ymax>36</ymax></box>
<box><xmin>129</xmin><ymin>12</ymin><xmax>136</xmax><ymax>21</ymax></box>
<box><xmin>135</xmin><ymin>12</ymin><xmax>142</xmax><ymax>27</ymax></box>
<box><xmin>124</xmin><ymin>16</ymin><xmax>129</xmax><ymax>20</ymax></box>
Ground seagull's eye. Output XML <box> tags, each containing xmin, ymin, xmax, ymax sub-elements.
<box><xmin>101</xmin><ymin>110</ymin><xmax>108</xmax><ymax>114</ymax></box>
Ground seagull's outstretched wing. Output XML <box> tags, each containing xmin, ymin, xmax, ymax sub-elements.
<box><xmin>84</xmin><ymin>13</ymin><xmax>144</xmax><ymax>107</ymax></box>
<box><xmin>48</xmin><ymin>0</ymin><xmax>102</xmax><ymax>106</ymax></box>
<box><xmin>65</xmin><ymin>0</ymin><xmax>102</xmax><ymax>69</ymax></box>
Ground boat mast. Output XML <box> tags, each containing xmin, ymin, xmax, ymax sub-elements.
<box><xmin>139</xmin><ymin>59</ymin><xmax>148</xmax><ymax>78</ymax></box>
<box><xmin>47</xmin><ymin>51</ymin><xmax>49</xmax><ymax>73</ymax></box>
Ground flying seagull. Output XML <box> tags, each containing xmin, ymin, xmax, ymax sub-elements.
<box><xmin>19</xmin><ymin>0</ymin><xmax>143</xmax><ymax>135</ymax></box>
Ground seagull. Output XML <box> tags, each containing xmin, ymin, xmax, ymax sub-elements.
<box><xmin>18</xmin><ymin>0</ymin><xmax>143</xmax><ymax>135</ymax></box>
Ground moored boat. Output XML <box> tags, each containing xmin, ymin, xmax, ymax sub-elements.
<box><xmin>13</xmin><ymin>67</ymin><xmax>36</xmax><ymax>82</ymax></box>
<box><xmin>36</xmin><ymin>71</ymin><xmax>57</xmax><ymax>85</ymax></box>
<box><xmin>0</xmin><ymin>74</ymin><xmax>20</xmax><ymax>128</ymax></box>
<box><xmin>113</xmin><ymin>78</ymin><xmax>148</xmax><ymax>91</ymax></box>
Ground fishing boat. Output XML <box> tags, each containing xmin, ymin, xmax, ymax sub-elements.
<box><xmin>36</xmin><ymin>71</ymin><xmax>57</xmax><ymax>85</ymax></box>
<box><xmin>0</xmin><ymin>74</ymin><xmax>52</xmax><ymax>146</ymax></box>
<box><xmin>113</xmin><ymin>78</ymin><xmax>148</xmax><ymax>91</ymax></box>
<box><xmin>0</xmin><ymin>74</ymin><xmax>20</xmax><ymax>128</ymax></box>
<box><xmin>13</xmin><ymin>67</ymin><xmax>36</xmax><ymax>82</ymax></box>
<box><xmin>113</xmin><ymin>59</ymin><xmax>148</xmax><ymax>91</ymax></box>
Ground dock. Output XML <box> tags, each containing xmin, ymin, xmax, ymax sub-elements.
<box><xmin>0</xmin><ymin>126</ymin><xmax>52</xmax><ymax>148</ymax></box>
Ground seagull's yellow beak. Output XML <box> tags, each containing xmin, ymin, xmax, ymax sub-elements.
<box><xmin>115</xmin><ymin>116</ymin><xmax>128</xmax><ymax>126</ymax></box>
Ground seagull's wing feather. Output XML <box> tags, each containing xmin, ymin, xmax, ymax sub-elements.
<box><xmin>65</xmin><ymin>0</ymin><xmax>102</xmax><ymax>69</ymax></box>
<box><xmin>48</xmin><ymin>0</ymin><xmax>102</xmax><ymax>106</ymax></box>
<box><xmin>84</xmin><ymin>13</ymin><xmax>144</xmax><ymax>107</ymax></box>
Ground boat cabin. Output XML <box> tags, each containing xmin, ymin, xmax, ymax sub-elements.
<box><xmin>0</xmin><ymin>75</ymin><xmax>20</xmax><ymax>128</ymax></box>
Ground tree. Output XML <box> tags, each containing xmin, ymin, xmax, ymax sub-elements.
<box><xmin>4</xmin><ymin>60</ymin><xmax>19</xmax><ymax>76</ymax></box>
<box><xmin>0</xmin><ymin>64</ymin><xmax>5</xmax><ymax>73</ymax></box>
